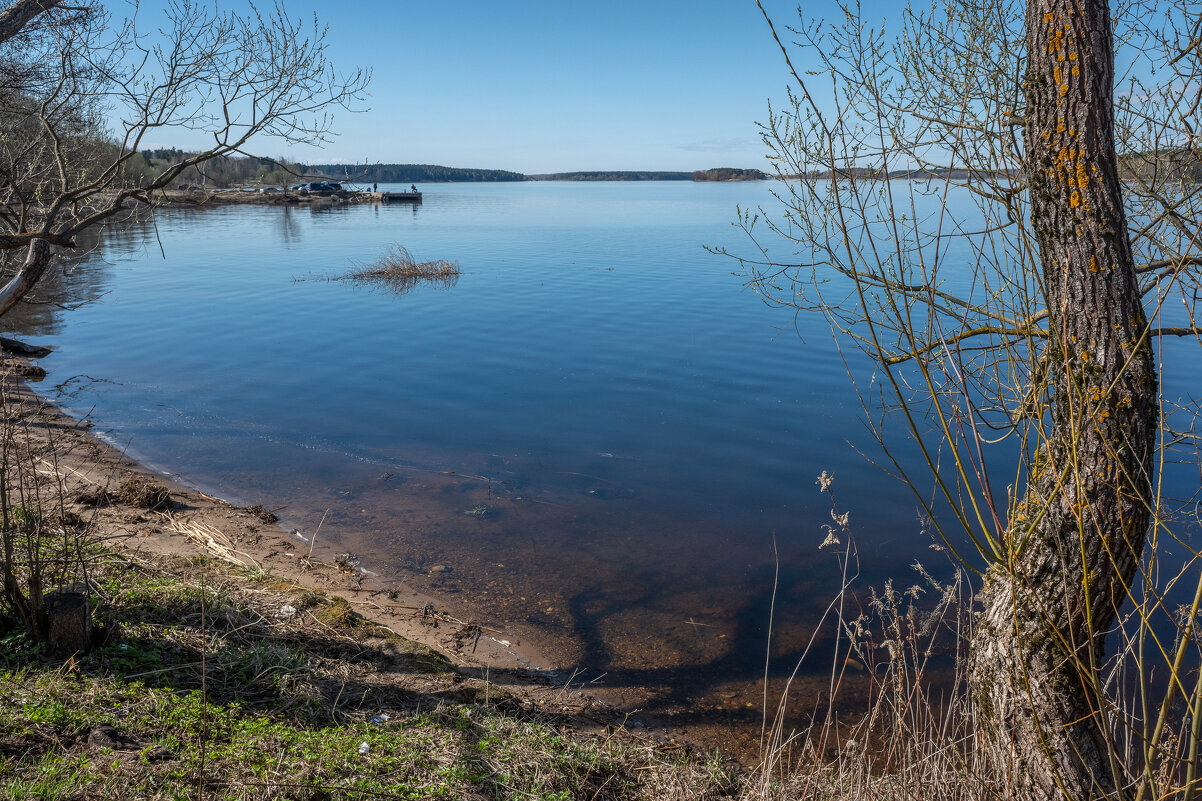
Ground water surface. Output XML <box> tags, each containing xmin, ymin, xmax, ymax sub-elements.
<box><xmin>15</xmin><ymin>181</ymin><xmax>1197</xmax><ymax>751</ymax></box>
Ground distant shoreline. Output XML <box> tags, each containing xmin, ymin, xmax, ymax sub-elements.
<box><xmin>307</xmin><ymin>163</ymin><xmax>769</xmax><ymax>183</ymax></box>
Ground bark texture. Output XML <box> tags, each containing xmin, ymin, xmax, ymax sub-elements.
<box><xmin>967</xmin><ymin>1</ymin><xmax>1158</xmax><ymax>798</ymax></box>
<box><xmin>0</xmin><ymin>0</ymin><xmax>62</xmax><ymax>45</ymax></box>
<box><xmin>44</xmin><ymin>589</ymin><xmax>90</xmax><ymax>657</ymax></box>
<box><xmin>0</xmin><ymin>238</ymin><xmax>51</xmax><ymax>318</ymax></box>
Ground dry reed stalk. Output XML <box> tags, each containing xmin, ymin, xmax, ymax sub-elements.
<box><xmin>336</xmin><ymin>244</ymin><xmax>460</xmax><ymax>294</ymax></box>
<box><xmin>747</xmin><ymin>475</ymin><xmax>991</xmax><ymax>801</ymax></box>
<box><xmin>348</xmin><ymin>244</ymin><xmax>460</xmax><ymax>279</ymax></box>
<box><xmin>166</xmin><ymin>516</ymin><xmax>260</xmax><ymax>570</ymax></box>
<box><xmin>307</xmin><ymin>508</ymin><xmax>328</xmax><ymax>559</ymax></box>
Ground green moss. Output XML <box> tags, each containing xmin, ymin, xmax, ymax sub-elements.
<box><xmin>311</xmin><ymin>594</ymin><xmax>360</xmax><ymax>630</ymax></box>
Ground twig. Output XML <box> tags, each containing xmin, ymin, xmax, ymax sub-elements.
<box><xmin>307</xmin><ymin>509</ymin><xmax>329</xmax><ymax>559</ymax></box>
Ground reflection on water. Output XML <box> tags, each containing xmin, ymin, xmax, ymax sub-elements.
<box><xmin>8</xmin><ymin>181</ymin><xmax>1192</xmax><ymax>751</ymax></box>
<box><xmin>4</xmin><ymin>225</ymin><xmax>114</xmax><ymax>338</ymax></box>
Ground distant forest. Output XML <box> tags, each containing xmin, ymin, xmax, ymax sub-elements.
<box><xmin>134</xmin><ymin>148</ymin><xmax>307</xmax><ymax>187</ymax></box>
<box><xmin>125</xmin><ymin>151</ymin><xmax>776</xmax><ymax>187</ymax></box>
<box><xmin>525</xmin><ymin>171</ymin><xmax>692</xmax><ymax>181</ymax></box>
<box><xmin>307</xmin><ymin>164</ymin><xmax>525</xmax><ymax>183</ymax></box>
<box><xmin>528</xmin><ymin>169</ymin><xmax>768</xmax><ymax>182</ymax></box>
<box><xmin>789</xmin><ymin>152</ymin><xmax>1202</xmax><ymax>182</ymax></box>
<box><xmin>691</xmin><ymin>168</ymin><xmax>768</xmax><ymax>181</ymax></box>
<box><xmin>793</xmin><ymin>167</ymin><xmax>1004</xmax><ymax>180</ymax></box>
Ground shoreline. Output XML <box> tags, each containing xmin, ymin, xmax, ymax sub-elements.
<box><xmin>8</xmin><ymin>373</ymin><xmax>555</xmax><ymax>675</ymax></box>
<box><xmin>3</xmin><ymin>362</ymin><xmax>751</xmax><ymax>760</ymax></box>
<box><xmin>149</xmin><ymin>188</ymin><xmax>380</xmax><ymax>208</ymax></box>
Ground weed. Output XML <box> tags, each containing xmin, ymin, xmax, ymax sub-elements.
<box><xmin>114</xmin><ymin>475</ymin><xmax>172</xmax><ymax>511</ymax></box>
<box><xmin>334</xmin><ymin>244</ymin><xmax>461</xmax><ymax>295</ymax></box>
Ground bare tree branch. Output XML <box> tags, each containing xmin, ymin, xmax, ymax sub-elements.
<box><xmin>0</xmin><ymin>0</ymin><xmax>369</xmax><ymax>318</ymax></box>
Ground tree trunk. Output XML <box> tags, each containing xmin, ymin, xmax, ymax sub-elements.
<box><xmin>44</xmin><ymin>589</ymin><xmax>90</xmax><ymax>657</ymax></box>
<box><xmin>0</xmin><ymin>1</ymin><xmax>62</xmax><ymax>46</ymax></box>
<box><xmin>968</xmin><ymin>1</ymin><xmax>1158</xmax><ymax>798</ymax></box>
<box><xmin>0</xmin><ymin>239</ymin><xmax>51</xmax><ymax>319</ymax></box>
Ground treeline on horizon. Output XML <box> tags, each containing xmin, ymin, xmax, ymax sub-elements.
<box><xmin>82</xmin><ymin>148</ymin><xmax>1202</xmax><ymax>189</ymax></box>
<box><xmin>280</xmin><ymin>163</ymin><xmax>774</xmax><ymax>184</ymax></box>
<box><xmin>128</xmin><ymin>152</ymin><xmax>777</xmax><ymax>186</ymax></box>
<box><xmin>526</xmin><ymin>168</ymin><xmax>768</xmax><ymax>181</ymax></box>
<box><xmin>308</xmin><ymin>163</ymin><xmax>524</xmax><ymax>183</ymax></box>
<box><xmin>789</xmin><ymin>152</ymin><xmax>1201</xmax><ymax>181</ymax></box>
<box><xmin>133</xmin><ymin>148</ymin><xmax>307</xmax><ymax>187</ymax></box>
<box><xmin>525</xmin><ymin>170</ymin><xmax>690</xmax><ymax>181</ymax></box>
<box><xmin>782</xmin><ymin>166</ymin><xmax>1017</xmax><ymax>181</ymax></box>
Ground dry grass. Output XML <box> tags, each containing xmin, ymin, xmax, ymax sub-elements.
<box><xmin>166</xmin><ymin>516</ymin><xmax>261</xmax><ymax>571</ymax></box>
<box><xmin>747</xmin><ymin>567</ymin><xmax>990</xmax><ymax>801</ymax></box>
<box><xmin>742</xmin><ymin>475</ymin><xmax>1202</xmax><ymax>801</ymax></box>
<box><xmin>292</xmin><ymin>245</ymin><xmax>461</xmax><ymax>295</ymax></box>
<box><xmin>736</xmin><ymin>475</ymin><xmax>989</xmax><ymax>800</ymax></box>
<box><xmin>340</xmin><ymin>244</ymin><xmax>460</xmax><ymax>293</ymax></box>
<box><xmin>114</xmin><ymin>474</ymin><xmax>172</xmax><ymax>510</ymax></box>
<box><xmin>744</xmin><ymin>575</ymin><xmax>1202</xmax><ymax>801</ymax></box>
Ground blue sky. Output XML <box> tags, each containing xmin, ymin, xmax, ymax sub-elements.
<box><xmin>136</xmin><ymin>1</ymin><xmax>895</xmax><ymax>174</ymax></box>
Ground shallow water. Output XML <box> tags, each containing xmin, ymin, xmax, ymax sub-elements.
<box><xmin>11</xmin><ymin>181</ymin><xmax>1200</xmax><ymax>751</ymax></box>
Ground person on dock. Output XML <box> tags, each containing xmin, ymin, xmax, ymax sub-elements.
<box><xmin>410</xmin><ymin>184</ymin><xmax>417</xmax><ymax>193</ymax></box>
<box><xmin>372</xmin><ymin>182</ymin><xmax>377</xmax><ymax>192</ymax></box>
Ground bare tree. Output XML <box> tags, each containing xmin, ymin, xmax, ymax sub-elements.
<box><xmin>0</xmin><ymin>0</ymin><xmax>366</xmax><ymax>649</ymax></box>
<box><xmin>737</xmin><ymin>0</ymin><xmax>1202</xmax><ymax>797</ymax></box>
<box><xmin>0</xmin><ymin>0</ymin><xmax>369</xmax><ymax>320</ymax></box>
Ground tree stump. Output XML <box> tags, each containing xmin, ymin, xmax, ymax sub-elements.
<box><xmin>44</xmin><ymin>590</ymin><xmax>90</xmax><ymax>657</ymax></box>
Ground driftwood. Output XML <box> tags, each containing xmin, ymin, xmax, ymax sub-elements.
<box><xmin>44</xmin><ymin>589</ymin><xmax>90</xmax><ymax>657</ymax></box>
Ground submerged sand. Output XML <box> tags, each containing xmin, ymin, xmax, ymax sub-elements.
<box><xmin>1</xmin><ymin>362</ymin><xmax>774</xmax><ymax>760</ymax></box>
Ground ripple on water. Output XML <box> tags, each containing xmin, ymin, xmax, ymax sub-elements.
<box><xmin>18</xmin><ymin>182</ymin><xmax>1025</xmax><ymax>750</ymax></box>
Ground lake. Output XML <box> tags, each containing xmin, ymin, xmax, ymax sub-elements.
<box><xmin>11</xmin><ymin>180</ymin><xmax>1199</xmax><ymax>752</ymax></box>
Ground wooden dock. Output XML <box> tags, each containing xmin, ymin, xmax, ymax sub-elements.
<box><xmin>377</xmin><ymin>191</ymin><xmax>422</xmax><ymax>203</ymax></box>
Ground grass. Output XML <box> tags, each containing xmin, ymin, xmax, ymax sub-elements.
<box><xmin>0</xmin><ymin>382</ymin><xmax>993</xmax><ymax>800</ymax></box>
<box><xmin>16</xmin><ymin>379</ymin><xmax>1190</xmax><ymax>799</ymax></box>
<box><xmin>0</xmin><ymin>551</ymin><xmax>740</xmax><ymax>800</ymax></box>
<box><xmin>749</xmin><ymin>571</ymin><xmax>990</xmax><ymax>801</ymax></box>
<box><xmin>740</xmin><ymin>474</ymin><xmax>1202</xmax><ymax>800</ymax></box>
<box><xmin>340</xmin><ymin>245</ymin><xmax>461</xmax><ymax>294</ymax></box>
<box><xmin>291</xmin><ymin>245</ymin><xmax>461</xmax><ymax>295</ymax></box>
